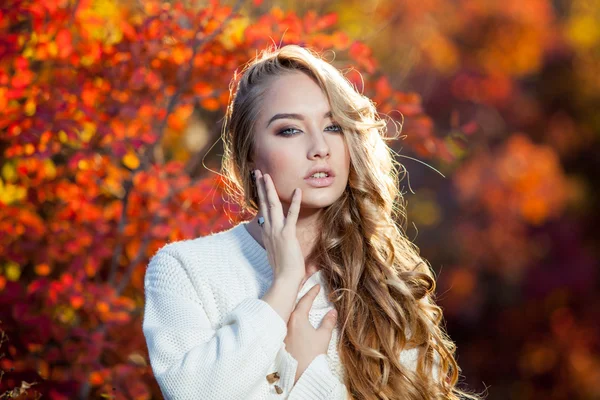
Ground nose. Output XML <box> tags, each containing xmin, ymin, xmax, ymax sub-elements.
<box><xmin>308</xmin><ymin>131</ymin><xmax>330</xmax><ymax>159</ymax></box>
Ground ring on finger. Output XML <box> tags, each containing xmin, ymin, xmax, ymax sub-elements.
<box><xmin>257</xmin><ymin>216</ymin><xmax>265</xmax><ymax>227</ymax></box>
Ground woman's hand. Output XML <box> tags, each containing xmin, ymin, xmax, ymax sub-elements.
<box><xmin>284</xmin><ymin>283</ymin><xmax>338</xmax><ymax>384</ymax></box>
<box><xmin>254</xmin><ymin>169</ymin><xmax>305</xmax><ymax>283</ymax></box>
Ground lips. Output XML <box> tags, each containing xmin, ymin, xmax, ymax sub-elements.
<box><xmin>304</xmin><ymin>165</ymin><xmax>334</xmax><ymax>179</ymax></box>
<box><xmin>304</xmin><ymin>174</ymin><xmax>334</xmax><ymax>188</ymax></box>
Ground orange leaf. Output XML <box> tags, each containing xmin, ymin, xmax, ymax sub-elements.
<box><xmin>167</xmin><ymin>113</ymin><xmax>185</xmax><ymax>131</ymax></box>
<box><xmin>55</xmin><ymin>29</ymin><xmax>73</xmax><ymax>58</ymax></box>
<box><xmin>89</xmin><ymin>371</ymin><xmax>104</xmax><ymax>386</ymax></box>
<box><xmin>375</xmin><ymin>77</ymin><xmax>392</xmax><ymax>99</ymax></box>
<box><xmin>96</xmin><ymin>302</ymin><xmax>109</xmax><ymax>313</ymax></box>
<box><xmin>122</xmin><ymin>150</ymin><xmax>140</xmax><ymax>170</ymax></box>
<box><xmin>315</xmin><ymin>13</ymin><xmax>337</xmax><ymax>31</ymax></box>
<box><xmin>171</xmin><ymin>46</ymin><xmax>187</xmax><ymax>65</ymax></box>
<box><xmin>15</xmin><ymin>56</ymin><xmax>29</xmax><ymax>71</ymax></box>
<box><xmin>70</xmin><ymin>295</ymin><xmax>84</xmax><ymax>310</ymax></box>
<box><xmin>193</xmin><ymin>82</ymin><xmax>213</xmax><ymax>97</ymax></box>
<box><xmin>200</xmin><ymin>97</ymin><xmax>220</xmax><ymax>111</ymax></box>
<box><xmin>11</xmin><ymin>70</ymin><xmax>34</xmax><ymax>89</ymax></box>
<box><xmin>35</xmin><ymin>263</ymin><xmax>51</xmax><ymax>276</ymax></box>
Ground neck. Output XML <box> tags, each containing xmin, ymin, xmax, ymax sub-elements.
<box><xmin>245</xmin><ymin>204</ymin><xmax>323</xmax><ymax>278</ymax></box>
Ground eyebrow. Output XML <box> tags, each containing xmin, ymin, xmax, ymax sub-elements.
<box><xmin>266</xmin><ymin>111</ymin><xmax>333</xmax><ymax>128</ymax></box>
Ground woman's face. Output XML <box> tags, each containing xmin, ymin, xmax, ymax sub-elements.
<box><xmin>250</xmin><ymin>71</ymin><xmax>351</xmax><ymax>210</ymax></box>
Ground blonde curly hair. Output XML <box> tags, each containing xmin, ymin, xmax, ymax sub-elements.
<box><xmin>221</xmin><ymin>44</ymin><xmax>479</xmax><ymax>400</ymax></box>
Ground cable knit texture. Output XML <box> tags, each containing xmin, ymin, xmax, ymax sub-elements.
<box><xmin>143</xmin><ymin>221</ymin><xmax>420</xmax><ymax>399</ymax></box>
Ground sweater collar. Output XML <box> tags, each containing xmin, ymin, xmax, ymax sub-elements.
<box><xmin>234</xmin><ymin>221</ymin><xmax>325</xmax><ymax>294</ymax></box>
<box><xmin>232</xmin><ymin>221</ymin><xmax>272</xmax><ymax>280</ymax></box>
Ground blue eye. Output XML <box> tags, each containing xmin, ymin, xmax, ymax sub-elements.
<box><xmin>277</xmin><ymin>124</ymin><xmax>342</xmax><ymax>137</ymax></box>
<box><xmin>325</xmin><ymin>124</ymin><xmax>342</xmax><ymax>132</ymax></box>
<box><xmin>277</xmin><ymin>127</ymin><xmax>302</xmax><ymax>137</ymax></box>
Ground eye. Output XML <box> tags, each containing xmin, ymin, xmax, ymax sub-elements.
<box><xmin>277</xmin><ymin>127</ymin><xmax>302</xmax><ymax>137</ymax></box>
<box><xmin>325</xmin><ymin>124</ymin><xmax>342</xmax><ymax>133</ymax></box>
<box><xmin>276</xmin><ymin>124</ymin><xmax>342</xmax><ymax>137</ymax></box>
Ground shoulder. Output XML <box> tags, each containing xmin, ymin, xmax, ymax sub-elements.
<box><xmin>154</xmin><ymin>227</ymin><xmax>232</xmax><ymax>264</ymax></box>
<box><xmin>145</xmin><ymin>224</ymin><xmax>242</xmax><ymax>291</ymax></box>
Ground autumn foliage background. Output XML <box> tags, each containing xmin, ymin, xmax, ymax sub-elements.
<box><xmin>1</xmin><ymin>0</ymin><xmax>599</xmax><ymax>398</ymax></box>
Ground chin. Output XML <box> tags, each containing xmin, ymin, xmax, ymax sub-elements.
<box><xmin>301</xmin><ymin>190</ymin><xmax>344</xmax><ymax>209</ymax></box>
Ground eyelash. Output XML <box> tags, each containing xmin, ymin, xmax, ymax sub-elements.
<box><xmin>277</xmin><ymin>124</ymin><xmax>343</xmax><ymax>137</ymax></box>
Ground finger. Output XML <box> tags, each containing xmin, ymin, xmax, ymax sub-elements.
<box><xmin>318</xmin><ymin>309</ymin><xmax>338</xmax><ymax>332</ymax></box>
<box><xmin>254</xmin><ymin>170</ymin><xmax>271</xmax><ymax>231</ymax></box>
<box><xmin>295</xmin><ymin>284</ymin><xmax>321</xmax><ymax>317</ymax></box>
<box><xmin>284</xmin><ymin>188</ymin><xmax>301</xmax><ymax>229</ymax></box>
<box><xmin>263</xmin><ymin>173</ymin><xmax>284</xmax><ymax>230</ymax></box>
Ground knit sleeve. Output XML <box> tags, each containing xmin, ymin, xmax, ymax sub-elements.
<box><xmin>287</xmin><ymin>354</ymin><xmax>349</xmax><ymax>400</ymax></box>
<box><xmin>142</xmin><ymin>248</ymin><xmax>288</xmax><ymax>400</ymax></box>
<box><xmin>287</xmin><ymin>348</ymin><xmax>442</xmax><ymax>399</ymax></box>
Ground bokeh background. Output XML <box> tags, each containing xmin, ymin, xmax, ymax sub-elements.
<box><xmin>1</xmin><ymin>0</ymin><xmax>598</xmax><ymax>398</ymax></box>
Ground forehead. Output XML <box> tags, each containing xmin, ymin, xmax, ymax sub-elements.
<box><xmin>261</xmin><ymin>71</ymin><xmax>329</xmax><ymax>114</ymax></box>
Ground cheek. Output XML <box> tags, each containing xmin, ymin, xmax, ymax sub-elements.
<box><xmin>263</xmin><ymin>150</ymin><xmax>298</xmax><ymax>197</ymax></box>
<box><xmin>263</xmin><ymin>150</ymin><xmax>297</xmax><ymax>180</ymax></box>
<box><xmin>340</xmin><ymin>139</ymin><xmax>351</xmax><ymax>169</ymax></box>
<box><xmin>263</xmin><ymin>151</ymin><xmax>284</xmax><ymax>169</ymax></box>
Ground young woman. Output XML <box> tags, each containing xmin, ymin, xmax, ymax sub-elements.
<box><xmin>143</xmin><ymin>45</ymin><xmax>477</xmax><ymax>399</ymax></box>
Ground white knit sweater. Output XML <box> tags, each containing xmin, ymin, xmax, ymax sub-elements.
<box><xmin>143</xmin><ymin>221</ymin><xmax>421</xmax><ymax>399</ymax></box>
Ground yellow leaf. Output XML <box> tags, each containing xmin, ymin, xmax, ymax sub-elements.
<box><xmin>78</xmin><ymin>159</ymin><xmax>91</xmax><ymax>170</ymax></box>
<box><xmin>79</xmin><ymin>122</ymin><xmax>96</xmax><ymax>142</ymax></box>
<box><xmin>24</xmin><ymin>99</ymin><xmax>36</xmax><ymax>116</ymax></box>
<box><xmin>78</xmin><ymin>0</ymin><xmax>123</xmax><ymax>45</ymax></box>
<box><xmin>58</xmin><ymin>130</ymin><xmax>68</xmax><ymax>143</ymax></box>
<box><xmin>566</xmin><ymin>15</ymin><xmax>600</xmax><ymax>50</ymax></box>
<box><xmin>57</xmin><ymin>305</ymin><xmax>76</xmax><ymax>324</ymax></box>
<box><xmin>44</xmin><ymin>159</ymin><xmax>57</xmax><ymax>179</ymax></box>
<box><xmin>0</xmin><ymin>179</ymin><xmax>27</xmax><ymax>205</ymax></box>
<box><xmin>22</xmin><ymin>46</ymin><xmax>34</xmax><ymax>59</ymax></box>
<box><xmin>220</xmin><ymin>17</ymin><xmax>250</xmax><ymax>50</ymax></box>
<box><xmin>81</xmin><ymin>55</ymin><xmax>95</xmax><ymax>66</ymax></box>
<box><xmin>122</xmin><ymin>151</ymin><xmax>140</xmax><ymax>169</ymax></box>
<box><xmin>4</xmin><ymin>261</ymin><xmax>21</xmax><ymax>281</ymax></box>
<box><xmin>410</xmin><ymin>196</ymin><xmax>441</xmax><ymax>227</ymax></box>
<box><xmin>47</xmin><ymin>41</ymin><xmax>58</xmax><ymax>57</ymax></box>
<box><xmin>1</xmin><ymin>162</ymin><xmax>16</xmax><ymax>182</ymax></box>
<box><xmin>422</xmin><ymin>33</ymin><xmax>458</xmax><ymax>74</ymax></box>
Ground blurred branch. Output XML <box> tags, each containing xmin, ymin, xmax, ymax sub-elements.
<box><xmin>106</xmin><ymin>0</ymin><xmax>244</xmax><ymax>286</ymax></box>
<box><xmin>0</xmin><ymin>322</ymin><xmax>40</xmax><ymax>399</ymax></box>
<box><xmin>77</xmin><ymin>2</ymin><xmax>244</xmax><ymax>399</ymax></box>
<box><xmin>114</xmin><ymin>176</ymin><xmax>198</xmax><ymax>295</ymax></box>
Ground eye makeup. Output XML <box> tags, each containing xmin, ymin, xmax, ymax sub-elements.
<box><xmin>276</xmin><ymin>124</ymin><xmax>343</xmax><ymax>137</ymax></box>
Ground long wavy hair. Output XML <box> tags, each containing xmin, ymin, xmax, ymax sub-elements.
<box><xmin>220</xmin><ymin>45</ymin><xmax>478</xmax><ymax>400</ymax></box>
